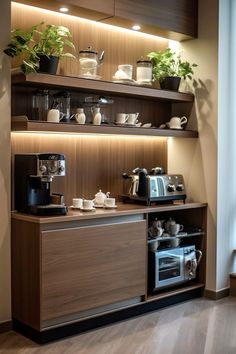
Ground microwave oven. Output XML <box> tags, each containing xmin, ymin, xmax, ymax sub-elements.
<box><xmin>148</xmin><ymin>245</ymin><xmax>201</xmax><ymax>292</ymax></box>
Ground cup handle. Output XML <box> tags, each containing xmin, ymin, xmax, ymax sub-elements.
<box><xmin>180</xmin><ymin>224</ymin><xmax>184</xmax><ymax>231</ymax></box>
<box><xmin>125</xmin><ymin>114</ymin><xmax>129</xmax><ymax>122</ymax></box>
<box><xmin>135</xmin><ymin>112</ymin><xmax>140</xmax><ymax>119</ymax></box>
<box><xmin>180</xmin><ymin>116</ymin><xmax>187</xmax><ymax>125</ymax></box>
<box><xmin>59</xmin><ymin>112</ymin><xmax>65</xmax><ymax>121</ymax></box>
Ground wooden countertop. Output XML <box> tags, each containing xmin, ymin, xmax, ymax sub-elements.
<box><xmin>11</xmin><ymin>202</ymin><xmax>207</xmax><ymax>224</ymax></box>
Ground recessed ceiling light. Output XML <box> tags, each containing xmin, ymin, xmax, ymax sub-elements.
<box><xmin>59</xmin><ymin>7</ymin><xmax>69</xmax><ymax>13</ymax></box>
<box><xmin>132</xmin><ymin>25</ymin><xmax>141</xmax><ymax>31</ymax></box>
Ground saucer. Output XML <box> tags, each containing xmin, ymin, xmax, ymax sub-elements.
<box><xmin>113</xmin><ymin>122</ymin><xmax>137</xmax><ymax>127</ymax></box>
<box><xmin>103</xmin><ymin>205</ymin><xmax>117</xmax><ymax>209</ymax></box>
<box><xmin>80</xmin><ymin>207</ymin><xmax>96</xmax><ymax>212</ymax></box>
<box><xmin>112</xmin><ymin>77</ymin><xmax>136</xmax><ymax>85</ymax></box>
<box><xmin>94</xmin><ymin>203</ymin><xmax>104</xmax><ymax>208</ymax></box>
<box><xmin>69</xmin><ymin>205</ymin><xmax>81</xmax><ymax>210</ymax></box>
<box><xmin>169</xmin><ymin>126</ymin><xmax>183</xmax><ymax>130</ymax></box>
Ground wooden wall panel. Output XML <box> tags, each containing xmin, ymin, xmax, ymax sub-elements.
<box><xmin>11</xmin><ymin>133</ymin><xmax>167</xmax><ymax>207</ymax></box>
<box><xmin>11</xmin><ymin>2</ymin><xmax>168</xmax><ymax>81</ymax></box>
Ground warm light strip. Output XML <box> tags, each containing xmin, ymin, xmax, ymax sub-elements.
<box><xmin>11</xmin><ymin>2</ymin><xmax>169</xmax><ymax>42</ymax></box>
<box><xmin>11</xmin><ymin>131</ymin><xmax>167</xmax><ymax>142</ymax></box>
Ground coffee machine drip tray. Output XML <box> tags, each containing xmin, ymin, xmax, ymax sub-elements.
<box><xmin>29</xmin><ymin>204</ymin><xmax>67</xmax><ymax>216</ymax></box>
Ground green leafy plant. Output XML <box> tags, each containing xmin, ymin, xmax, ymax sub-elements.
<box><xmin>4</xmin><ymin>23</ymin><xmax>76</xmax><ymax>74</ymax></box>
<box><xmin>147</xmin><ymin>48</ymin><xmax>197</xmax><ymax>82</ymax></box>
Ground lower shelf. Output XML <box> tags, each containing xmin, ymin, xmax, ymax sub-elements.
<box><xmin>13</xmin><ymin>283</ymin><xmax>204</xmax><ymax>344</ymax></box>
<box><xmin>147</xmin><ymin>283</ymin><xmax>205</xmax><ymax>302</ymax></box>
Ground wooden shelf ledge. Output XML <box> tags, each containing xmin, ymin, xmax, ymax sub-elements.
<box><xmin>11</xmin><ymin>116</ymin><xmax>198</xmax><ymax>138</ymax></box>
<box><xmin>12</xmin><ymin>73</ymin><xmax>195</xmax><ymax>103</ymax></box>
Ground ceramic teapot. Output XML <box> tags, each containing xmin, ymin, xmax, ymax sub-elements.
<box><xmin>164</xmin><ymin>218</ymin><xmax>176</xmax><ymax>233</ymax></box>
<box><xmin>93</xmin><ymin>189</ymin><xmax>110</xmax><ymax>206</ymax></box>
<box><xmin>148</xmin><ymin>218</ymin><xmax>164</xmax><ymax>238</ymax></box>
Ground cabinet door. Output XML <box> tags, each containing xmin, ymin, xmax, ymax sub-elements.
<box><xmin>103</xmin><ymin>0</ymin><xmax>198</xmax><ymax>40</ymax></box>
<box><xmin>41</xmin><ymin>220</ymin><xmax>146</xmax><ymax>324</ymax></box>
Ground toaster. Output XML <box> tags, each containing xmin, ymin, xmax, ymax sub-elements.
<box><xmin>122</xmin><ymin>174</ymin><xmax>186</xmax><ymax>205</ymax></box>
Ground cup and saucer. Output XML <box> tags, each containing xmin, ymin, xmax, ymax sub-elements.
<box><xmin>103</xmin><ymin>205</ymin><xmax>117</xmax><ymax>209</ymax></box>
<box><xmin>80</xmin><ymin>207</ymin><xmax>96</xmax><ymax>212</ymax></box>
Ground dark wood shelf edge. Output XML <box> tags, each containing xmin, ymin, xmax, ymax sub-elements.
<box><xmin>11</xmin><ymin>73</ymin><xmax>195</xmax><ymax>103</ymax></box>
<box><xmin>11</xmin><ymin>116</ymin><xmax>198</xmax><ymax>138</ymax></box>
<box><xmin>146</xmin><ymin>283</ymin><xmax>205</xmax><ymax>303</ymax></box>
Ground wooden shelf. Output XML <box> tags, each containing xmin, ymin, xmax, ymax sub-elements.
<box><xmin>11</xmin><ymin>116</ymin><xmax>198</xmax><ymax>138</ymax></box>
<box><xmin>146</xmin><ymin>283</ymin><xmax>205</xmax><ymax>302</ymax></box>
<box><xmin>12</xmin><ymin>73</ymin><xmax>195</xmax><ymax>103</ymax></box>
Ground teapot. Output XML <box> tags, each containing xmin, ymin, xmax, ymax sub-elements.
<box><xmin>164</xmin><ymin>218</ymin><xmax>176</xmax><ymax>233</ymax></box>
<box><xmin>79</xmin><ymin>46</ymin><xmax>104</xmax><ymax>78</ymax></box>
<box><xmin>148</xmin><ymin>218</ymin><xmax>164</xmax><ymax>238</ymax></box>
<box><xmin>93</xmin><ymin>189</ymin><xmax>110</xmax><ymax>206</ymax></box>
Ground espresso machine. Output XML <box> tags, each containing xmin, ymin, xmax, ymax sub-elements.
<box><xmin>15</xmin><ymin>153</ymin><xmax>67</xmax><ymax>215</ymax></box>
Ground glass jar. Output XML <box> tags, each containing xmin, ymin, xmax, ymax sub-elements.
<box><xmin>32</xmin><ymin>89</ymin><xmax>49</xmax><ymax>121</ymax></box>
<box><xmin>136</xmin><ymin>58</ymin><xmax>152</xmax><ymax>84</ymax></box>
<box><xmin>52</xmin><ymin>91</ymin><xmax>71</xmax><ymax>121</ymax></box>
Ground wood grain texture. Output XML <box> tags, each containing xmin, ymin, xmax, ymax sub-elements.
<box><xmin>41</xmin><ymin>220</ymin><xmax>146</xmax><ymax>323</ymax></box>
<box><xmin>11</xmin><ymin>2</ymin><xmax>168</xmax><ymax>80</ymax></box>
<box><xmin>11</xmin><ymin>202</ymin><xmax>208</xmax><ymax>224</ymax></box>
<box><xmin>11</xmin><ymin>219</ymin><xmax>41</xmax><ymax>330</ymax></box>
<box><xmin>113</xmin><ymin>0</ymin><xmax>198</xmax><ymax>38</ymax></box>
<box><xmin>1</xmin><ymin>297</ymin><xmax>236</xmax><ymax>353</ymax></box>
<box><xmin>11</xmin><ymin>133</ymin><xmax>168</xmax><ymax>207</ymax></box>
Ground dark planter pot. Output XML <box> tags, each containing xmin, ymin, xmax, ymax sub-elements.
<box><xmin>160</xmin><ymin>76</ymin><xmax>181</xmax><ymax>91</ymax></box>
<box><xmin>38</xmin><ymin>55</ymin><xmax>59</xmax><ymax>74</ymax></box>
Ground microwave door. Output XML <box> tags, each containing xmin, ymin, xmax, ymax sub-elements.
<box><xmin>155</xmin><ymin>249</ymin><xmax>185</xmax><ymax>289</ymax></box>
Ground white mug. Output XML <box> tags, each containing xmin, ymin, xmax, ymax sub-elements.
<box><xmin>47</xmin><ymin>109</ymin><xmax>64</xmax><ymax>123</ymax></box>
<box><xmin>104</xmin><ymin>198</ymin><xmax>116</xmax><ymax>207</ymax></box>
<box><xmin>169</xmin><ymin>116</ymin><xmax>187</xmax><ymax>129</ymax></box>
<box><xmin>116</xmin><ymin>113</ymin><xmax>129</xmax><ymax>124</ymax></box>
<box><xmin>83</xmin><ymin>199</ymin><xmax>94</xmax><ymax>209</ymax></box>
<box><xmin>127</xmin><ymin>113</ymin><xmax>139</xmax><ymax>125</ymax></box>
<box><xmin>72</xmin><ymin>198</ymin><xmax>83</xmax><ymax>208</ymax></box>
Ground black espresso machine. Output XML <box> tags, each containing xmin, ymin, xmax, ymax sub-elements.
<box><xmin>122</xmin><ymin>167</ymin><xmax>186</xmax><ymax>205</ymax></box>
<box><xmin>14</xmin><ymin>153</ymin><xmax>67</xmax><ymax>215</ymax></box>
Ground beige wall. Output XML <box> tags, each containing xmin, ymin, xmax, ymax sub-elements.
<box><xmin>0</xmin><ymin>0</ymin><xmax>11</xmax><ymax>323</ymax></box>
<box><xmin>168</xmin><ymin>0</ymin><xmax>218</xmax><ymax>291</ymax></box>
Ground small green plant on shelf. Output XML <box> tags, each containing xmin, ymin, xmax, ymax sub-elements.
<box><xmin>147</xmin><ymin>48</ymin><xmax>197</xmax><ymax>90</ymax></box>
<box><xmin>4</xmin><ymin>22</ymin><xmax>76</xmax><ymax>75</ymax></box>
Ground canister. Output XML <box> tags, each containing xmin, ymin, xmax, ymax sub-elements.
<box><xmin>136</xmin><ymin>58</ymin><xmax>152</xmax><ymax>84</ymax></box>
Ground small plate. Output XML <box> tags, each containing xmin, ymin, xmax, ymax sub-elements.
<box><xmin>103</xmin><ymin>205</ymin><xmax>118</xmax><ymax>209</ymax></box>
<box><xmin>169</xmin><ymin>126</ymin><xmax>183</xmax><ymax>130</ymax></box>
<box><xmin>94</xmin><ymin>204</ymin><xmax>104</xmax><ymax>208</ymax></box>
<box><xmin>69</xmin><ymin>205</ymin><xmax>81</xmax><ymax>210</ymax></box>
<box><xmin>80</xmin><ymin>207</ymin><xmax>96</xmax><ymax>212</ymax></box>
<box><xmin>112</xmin><ymin>77</ymin><xmax>136</xmax><ymax>85</ymax></box>
<box><xmin>113</xmin><ymin>122</ymin><xmax>137</xmax><ymax>127</ymax></box>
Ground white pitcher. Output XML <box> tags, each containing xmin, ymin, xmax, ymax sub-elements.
<box><xmin>91</xmin><ymin>107</ymin><xmax>102</xmax><ymax>125</ymax></box>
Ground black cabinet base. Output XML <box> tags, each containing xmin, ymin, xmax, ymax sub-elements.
<box><xmin>13</xmin><ymin>287</ymin><xmax>203</xmax><ymax>344</ymax></box>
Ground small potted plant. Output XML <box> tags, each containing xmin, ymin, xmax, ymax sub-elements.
<box><xmin>4</xmin><ymin>22</ymin><xmax>76</xmax><ymax>75</ymax></box>
<box><xmin>147</xmin><ymin>48</ymin><xmax>197</xmax><ymax>91</ymax></box>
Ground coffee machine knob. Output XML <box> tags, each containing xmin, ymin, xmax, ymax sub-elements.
<box><xmin>39</xmin><ymin>165</ymin><xmax>47</xmax><ymax>173</ymax></box>
<box><xmin>59</xmin><ymin>165</ymin><xmax>65</xmax><ymax>172</ymax></box>
<box><xmin>167</xmin><ymin>183</ymin><xmax>175</xmax><ymax>192</ymax></box>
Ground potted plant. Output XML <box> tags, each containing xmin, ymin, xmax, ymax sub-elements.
<box><xmin>4</xmin><ymin>22</ymin><xmax>76</xmax><ymax>75</ymax></box>
<box><xmin>147</xmin><ymin>48</ymin><xmax>197</xmax><ymax>91</ymax></box>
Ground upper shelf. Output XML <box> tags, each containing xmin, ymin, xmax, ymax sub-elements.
<box><xmin>11</xmin><ymin>116</ymin><xmax>198</xmax><ymax>138</ymax></box>
<box><xmin>11</xmin><ymin>73</ymin><xmax>195</xmax><ymax>103</ymax></box>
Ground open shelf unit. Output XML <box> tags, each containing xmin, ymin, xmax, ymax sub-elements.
<box><xmin>11</xmin><ymin>73</ymin><xmax>197</xmax><ymax>137</ymax></box>
<box><xmin>12</xmin><ymin>73</ymin><xmax>195</xmax><ymax>102</ymax></box>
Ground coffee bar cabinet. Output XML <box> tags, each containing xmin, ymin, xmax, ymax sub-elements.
<box><xmin>11</xmin><ymin>203</ymin><xmax>207</xmax><ymax>343</ymax></box>
<box><xmin>10</xmin><ymin>72</ymin><xmax>206</xmax><ymax>343</ymax></box>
